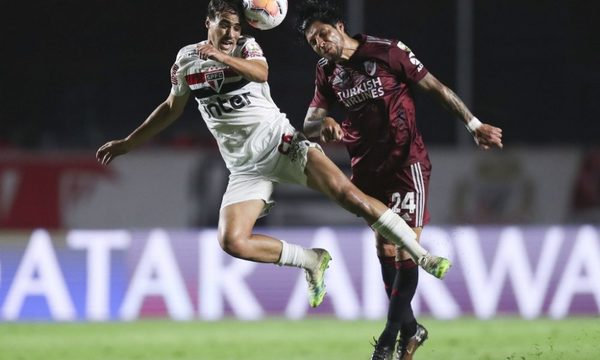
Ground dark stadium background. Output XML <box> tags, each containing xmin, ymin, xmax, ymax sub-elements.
<box><xmin>1</xmin><ymin>4</ymin><xmax>600</xmax><ymax>354</ymax></box>
<box><xmin>1</xmin><ymin>0</ymin><xmax>598</xmax><ymax>150</ymax></box>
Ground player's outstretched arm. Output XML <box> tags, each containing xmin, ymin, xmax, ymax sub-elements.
<box><xmin>416</xmin><ymin>73</ymin><xmax>503</xmax><ymax>150</ymax></box>
<box><xmin>304</xmin><ymin>107</ymin><xmax>343</xmax><ymax>143</ymax></box>
<box><xmin>96</xmin><ymin>92</ymin><xmax>190</xmax><ymax>165</ymax></box>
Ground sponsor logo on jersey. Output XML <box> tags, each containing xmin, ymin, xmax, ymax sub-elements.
<box><xmin>409</xmin><ymin>52</ymin><xmax>424</xmax><ymax>72</ymax></box>
<box><xmin>396</xmin><ymin>41</ymin><xmax>423</xmax><ymax>72</ymax></box>
<box><xmin>170</xmin><ymin>64</ymin><xmax>179</xmax><ymax>85</ymax></box>
<box><xmin>202</xmin><ymin>92</ymin><xmax>252</xmax><ymax>118</ymax></box>
<box><xmin>335</xmin><ymin>77</ymin><xmax>384</xmax><ymax>108</ymax></box>
<box><xmin>184</xmin><ymin>48</ymin><xmax>199</xmax><ymax>58</ymax></box>
<box><xmin>396</xmin><ymin>41</ymin><xmax>411</xmax><ymax>52</ymax></box>
<box><xmin>205</xmin><ymin>70</ymin><xmax>225</xmax><ymax>92</ymax></box>
<box><xmin>242</xmin><ymin>40</ymin><xmax>264</xmax><ymax>59</ymax></box>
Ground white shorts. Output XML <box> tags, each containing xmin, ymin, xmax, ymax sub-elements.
<box><xmin>220</xmin><ymin>131</ymin><xmax>322</xmax><ymax>217</ymax></box>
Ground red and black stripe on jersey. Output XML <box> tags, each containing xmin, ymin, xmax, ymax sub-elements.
<box><xmin>190</xmin><ymin>79</ymin><xmax>250</xmax><ymax>99</ymax></box>
<box><xmin>186</xmin><ymin>69</ymin><xmax>250</xmax><ymax>99</ymax></box>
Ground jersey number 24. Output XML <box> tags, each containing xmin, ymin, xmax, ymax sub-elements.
<box><xmin>391</xmin><ymin>192</ymin><xmax>416</xmax><ymax>213</ymax></box>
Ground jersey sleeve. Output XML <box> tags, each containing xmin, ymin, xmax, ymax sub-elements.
<box><xmin>240</xmin><ymin>37</ymin><xmax>267</xmax><ymax>62</ymax></box>
<box><xmin>170</xmin><ymin>49</ymin><xmax>190</xmax><ymax>97</ymax></box>
<box><xmin>388</xmin><ymin>41</ymin><xmax>429</xmax><ymax>83</ymax></box>
<box><xmin>309</xmin><ymin>60</ymin><xmax>335</xmax><ymax>109</ymax></box>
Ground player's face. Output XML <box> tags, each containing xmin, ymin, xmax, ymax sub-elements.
<box><xmin>206</xmin><ymin>11</ymin><xmax>242</xmax><ymax>54</ymax></box>
<box><xmin>305</xmin><ymin>21</ymin><xmax>345</xmax><ymax>61</ymax></box>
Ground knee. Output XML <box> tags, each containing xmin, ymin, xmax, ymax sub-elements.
<box><xmin>218</xmin><ymin>228</ymin><xmax>249</xmax><ymax>258</ymax></box>
<box><xmin>376</xmin><ymin>233</ymin><xmax>396</xmax><ymax>257</ymax></box>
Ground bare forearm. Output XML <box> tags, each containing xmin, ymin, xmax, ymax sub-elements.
<box><xmin>126</xmin><ymin>101</ymin><xmax>181</xmax><ymax>149</ymax></box>
<box><xmin>219</xmin><ymin>55</ymin><xmax>268</xmax><ymax>83</ymax></box>
<box><xmin>418</xmin><ymin>73</ymin><xmax>473</xmax><ymax>125</ymax></box>
<box><xmin>304</xmin><ymin>119</ymin><xmax>322</xmax><ymax>139</ymax></box>
<box><xmin>303</xmin><ymin>107</ymin><xmax>328</xmax><ymax>139</ymax></box>
<box><xmin>436</xmin><ymin>85</ymin><xmax>504</xmax><ymax>149</ymax></box>
<box><xmin>435</xmin><ymin>85</ymin><xmax>474</xmax><ymax>125</ymax></box>
<box><xmin>417</xmin><ymin>73</ymin><xmax>503</xmax><ymax>149</ymax></box>
<box><xmin>197</xmin><ymin>43</ymin><xmax>268</xmax><ymax>83</ymax></box>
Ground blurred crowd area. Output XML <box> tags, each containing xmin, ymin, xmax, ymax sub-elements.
<box><xmin>0</xmin><ymin>0</ymin><xmax>598</xmax><ymax>149</ymax></box>
<box><xmin>0</xmin><ymin>147</ymin><xmax>598</xmax><ymax>229</ymax></box>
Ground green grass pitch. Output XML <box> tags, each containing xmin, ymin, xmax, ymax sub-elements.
<box><xmin>1</xmin><ymin>317</ymin><xmax>598</xmax><ymax>360</ymax></box>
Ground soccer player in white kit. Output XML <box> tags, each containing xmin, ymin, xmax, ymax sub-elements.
<box><xmin>96</xmin><ymin>0</ymin><xmax>451</xmax><ymax>308</ymax></box>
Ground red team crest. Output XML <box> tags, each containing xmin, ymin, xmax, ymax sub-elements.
<box><xmin>205</xmin><ymin>70</ymin><xmax>225</xmax><ymax>92</ymax></box>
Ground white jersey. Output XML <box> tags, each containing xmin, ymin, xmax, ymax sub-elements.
<box><xmin>170</xmin><ymin>36</ymin><xmax>292</xmax><ymax>173</ymax></box>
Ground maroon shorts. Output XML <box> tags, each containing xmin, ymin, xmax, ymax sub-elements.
<box><xmin>352</xmin><ymin>162</ymin><xmax>431</xmax><ymax>228</ymax></box>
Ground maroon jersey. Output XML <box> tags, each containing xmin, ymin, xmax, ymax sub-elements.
<box><xmin>310</xmin><ymin>34</ymin><xmax>431</xmax><ymax>182</ymax></box>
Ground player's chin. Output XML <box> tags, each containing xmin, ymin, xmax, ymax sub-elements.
<box><xmin>316</xmin><ymin>49</ymin><xmax>331</xmax><ymax>60</ymax></box>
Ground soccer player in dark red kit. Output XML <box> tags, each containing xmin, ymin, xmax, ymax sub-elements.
<box><xmin>296</xmin><ymin>1</ymin><xmax>503</xmax><ymax>359</ymax></box>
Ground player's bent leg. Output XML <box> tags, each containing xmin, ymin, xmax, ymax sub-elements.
<box><xmin>304</xmin><ymin>147</ymin><xmax>387</xmax><ymax>221</ymax></box>
<box><xmin>304</xmin><ymin>148</ymin><xmax>451</xmax><ymax>279</ymax></box>
<box><xmin>219</xmin><ymin>200</ymin><xmax>332</xmax><ymax>307</ymax></box>
<box><xmin>218</xmin><ymin>200</ymin><xmax>282</xmax><ymax>263</ymax></box>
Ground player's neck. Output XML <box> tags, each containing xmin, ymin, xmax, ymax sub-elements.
<box><xmin>339</xmin><ymin>36</ymin><xmax>359</xmax><ymax>62</ymax></box>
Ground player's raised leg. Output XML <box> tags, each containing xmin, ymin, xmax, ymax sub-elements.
<box><xmin>218</xmin><ymin>199</ymin><xmax>331</xmax><ymax>307</ymax></box>
<box><xmin>304</xmin><ymin>148</ymin><xmax>451</xmax><ymax>279</ymax></box>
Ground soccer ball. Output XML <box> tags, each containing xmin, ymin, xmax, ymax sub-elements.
<box><xmin>242</xmin><ymin>0</ymin><xmax>288</xmax><ymax>30</ymax></box>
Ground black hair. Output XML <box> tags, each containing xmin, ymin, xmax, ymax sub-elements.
<box><xmin>295</xmin><ymin>0</ymin><xmax>344</xmax><ymax>36</ymax></box>
<box><xmin>207</xmin><ymin>0</ymin><xmax>245</xmax><ymax>21</ymax></box>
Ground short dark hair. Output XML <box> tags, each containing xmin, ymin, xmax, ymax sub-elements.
<box><xmin>295</xmin><ymin>0</ymin><xmax>344</xmax><ymax>36</ymax></box>
<box><xmin>207</xmin><ymin>0</ymin><xmax>245</xmax><ymax>21</ymax></box>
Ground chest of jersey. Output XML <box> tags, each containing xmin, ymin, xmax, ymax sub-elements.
<box><xmin>184</xmin><ymin>62</ymin><xmax>249</xmax><ymax>99</ymax></box>
<box><xmin>329</xmin><ymin>63</ymin><xmax>401</xmax><ymax>109</ymax></box>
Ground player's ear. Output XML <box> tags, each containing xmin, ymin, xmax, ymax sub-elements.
<box><xmin>336</xmin><ymin>21</ymin><xmax>345</xmax><ymax>33</ymax></box>
<box><xmin>205</xmin><ymin>17</ymin><xmax>211</xmax><ymax>29</ymax></box>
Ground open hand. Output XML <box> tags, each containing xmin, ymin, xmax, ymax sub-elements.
<box><xmin>96</xmin><ymin>139</ymin><xmax>131</xmax><ymax>165</ymax></box>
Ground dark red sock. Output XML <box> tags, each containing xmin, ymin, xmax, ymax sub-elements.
<box><xmin>377</xmin><ymin>259</ymin><xmax>419</xmax><ymax>347</ymax></box>
<box><xmin>378</xmin><ymin>256</ymin><xmax>397</xmax><ymax>299</ymax></box>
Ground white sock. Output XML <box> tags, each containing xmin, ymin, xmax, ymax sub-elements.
<box><xmin>277</xmin><ymin>241</ymin><xmax>318</xmax><ymax>270</ymax></box>
<box><xmin>371</xmin><ymin>209</ymin><xmax>427</xmax><ymax>262</ymax></box>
